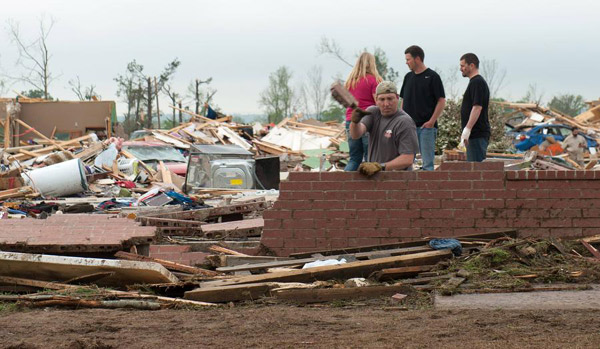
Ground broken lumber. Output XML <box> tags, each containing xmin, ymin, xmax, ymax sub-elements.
<box><xmin>0</xmin><ymin>276</ymin><xmax>80</xmax><ymax>290</ymax></box>
<box><xmin>273</xmin><ymin>284</ymin><xmax>414</xmax><ymax>304</ymax></box>
<box><xmin>199</xmin><ymin>249</ymin><xmax>453</xmax><ymax>288</ymax></box>
<box><xmin>370</xmin><ymin>265</ymin><xmax>435</xmax><ymax>282</ymax></box>
<box><xmin>114</xmin><ymin>251</ymin><xmax>219</xmax><ymax>276</ymax></box>
<box><xmin>209</xmin><ymin>245</ymin><xmax>250</xmax><ymax>256</ymax></box>
<box><xmin>217</xmin><ymin>245</ymin><xmax>433</xmax><ymax>273</ymax></box>
<box><xmin>184</xmin><ymin>282</ymin><xmax>277</xmax><ymax>303</ymax></box>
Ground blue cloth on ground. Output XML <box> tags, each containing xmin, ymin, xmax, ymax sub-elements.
<box><xmin>429</xmin><ymin>238</ymin><xmax>462</xmax><ymax>256</ymax></box>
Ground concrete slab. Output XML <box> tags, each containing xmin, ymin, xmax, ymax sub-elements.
<box><xmin>0</xmin><ymin>251</ymin><xmax>178</xmax><ymax>287</ymax></box>
<box><xmin>435</xmin><ymin>285</ymin><xmax>600</xmax><ymax>310</ymax></box>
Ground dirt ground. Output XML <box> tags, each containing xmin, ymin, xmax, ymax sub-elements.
<box><xmin>2</xmin><ymin>299</ymin><xmax>600</xmax><ymax>349</ymax></box>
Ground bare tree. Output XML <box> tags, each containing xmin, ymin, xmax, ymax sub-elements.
<box><xmin>520</xmin><ymin>83</ymin><xmax>544</xmax><ymax>105</ymax></box>
<box><xmin>437</xmin><ymin>65</ymin><xmax>460</xmax><ymax>100</ymax></box>
<box><xmin>304</xmin><ymin>65</ymin><xmax>328</xmax><ymax>119</ymax></box>
<box><xmin>7</xmin><ymin>17</ymin><xmax>56</xmax><ymax>100</ymax></box>
<box><xmin>188</xmin><ymin>77</ymin><xmax>213</xmax><ymax>115</ymax></box>
<box><xmin>68</xmin><ymin>75</ymin><xmax>99</xmax><ymax>101</ymax></box>
<box><xmin>317</xmin><ymin>36</ymin><xmax>353</xmax><ymax>67</ymax></box>
<box><xmin>115</xmin><ymin>60</ymin><xmax>144</xmax><ymax>129</ymax></box>
<box><xmin>162</xmin><ymin>83</ymin><xmax>180</xmax><ymax>126</ymax></box>
<box><xmin>480</xmin><ymin>58</ymin><xmax>507</xmax><ymax>98</ymax></box>
<box><xmin>129</xmin><ymin>58</ymin><xmax>180</xmax><ymax>128</ymax></box>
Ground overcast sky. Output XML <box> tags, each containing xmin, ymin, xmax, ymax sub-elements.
<box><xmin>1</xmin><ymin>0</ymin><xmax>599</xmax><ymax>116</ymax></box>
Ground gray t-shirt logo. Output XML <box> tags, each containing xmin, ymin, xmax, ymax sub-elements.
<box><xmin>384</xmin><ymin>130</ymin><xmax>392</xmax><ymax>138</ymax></box>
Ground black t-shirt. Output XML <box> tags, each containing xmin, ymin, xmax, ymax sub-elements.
<box><xmin>399</xmin><ymin>68</ymin><xmax>445</xmax><ymax>128</ymax></box>
<box><xmin>461</xmin><ymin>75</ymin><xmax>490</xmax><ymax>139</ymax></box>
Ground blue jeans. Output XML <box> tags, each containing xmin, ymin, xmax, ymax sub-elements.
<box><xmin>416</xmin><ymin>127</ymin><xmax>437</xmax><ymax>171</ymax></box>
<box><xmin>344</xmin><ymin>120</ymin><xmax>368</xmax><ymax>171</ymax></box>
<box><xmin>467</xmin><ymin>137</ymin><xmax>489</xmax><ymax>162</ymax></box>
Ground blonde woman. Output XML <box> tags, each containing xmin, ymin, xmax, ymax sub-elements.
<box><xmin>344</xmin><ymin>52</ymin><xmax>383</xmax><ymax>171</ymax></box>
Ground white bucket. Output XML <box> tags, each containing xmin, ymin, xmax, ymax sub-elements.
<box><xmin>22</xmin><ymin>158</ymin><xmax>89</xmax><ymax>197</ymax></box>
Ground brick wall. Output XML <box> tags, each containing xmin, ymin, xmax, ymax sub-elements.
<box><xmin>261</xmin><ymin>162</ymin><xmax>600</xmax><ymax>256</ymax></box>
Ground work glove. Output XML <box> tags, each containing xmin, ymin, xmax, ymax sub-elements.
<box><xmin>351</xmin><ymin>107</ymin><xmax>371</xmax><ymax>124</ymax></box>
<box><xmin>458</xmin><ymin>127</ymin><xmax>471</xmax><ymax>150</ymax></box>
<box><xmin>358</xmin><ymin>162</ymin><xmax>382</xmax><ymax>177</ymax></box>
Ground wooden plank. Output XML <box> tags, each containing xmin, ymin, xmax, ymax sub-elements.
<box><xmin>209</xmin><ymin>245</ymin><xmax>250</xmax><ymax>257</ymax></box>
<box><xmin>74</xmin><ymin>142</ymin><xmax>104</xmax><ymax>160</ymax></box>
<box><xmin>158</xmin><ymin>161</ymin><xmax>173</xmax><ymax>184</ymax></box>
<box><xmin>582</xmin><ymin>241</ymin><xmax>600</xmax><ymax>260</ymax></box>
<box><xmin>219</xmin><ymin>255</ymin><xmax>293</xmax><ymax>268</ymax></box>
<box><xmin>0</xmin><ymin>276</ymin><xmax>79</xmax><ymax>290</ymax></box>
<box><xmin>273</xmin><ymin>284</ymin><xmax>414</xmax><ymax>303</ymax></box>
<box><xmin>114</xmin><ymin>251</ymin><xmax>219</xmax><ymax>276</ymax></box>
<box><xmin>201</xmin><ymin>250</ymin><xmax>453</xmax><ymax>288</ymax></box>
<box><xmin>217</xmin><ymin>245</ymin><xmax>433</xmax><ymax>273</ymax></box>
<box><xmin>184</xmin><ymin>282</ymin><xmax>277</xmax><ymax>303</ymax></box>
<box><xmin>370</xmin><ymin>265</ymin><xmax>435</xmax><ymax>282</ymax></box>
<box><xmin>14</xmin><ymin>118</ymin><xmax>66</xmax><ymax>151</ymax></box>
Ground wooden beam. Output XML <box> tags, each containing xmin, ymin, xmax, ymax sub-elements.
<box><xmin>184</xmin><ymin>282</ymin><xmax>277</xmax><ymax>303</ymax></box>
<box><xmin>370</xmin><ymin>265</ymin><xmax>435</xmax><ymax>282</ymax></box>
<box><xmin>273</xmin><ymin>284</ymin><xmax>414</xmax><ymax>303</ymax></box>
<box><xmin>14</xmin><ymin>118</ymin><xmax>65</xmax><ymax>151</ymax></box>
<box><xmin>200</xmin><ymin>250</ymin><xmax>453</xmax><ymax>288</ymax></box>
<box><xmin>209</xmin><ymin>245</ymin><xmax>250</xmax><ymax>256</ymax></box>
<box><xmin>0</xmin><ymin>275</ymin><xmax>79</xmax><ymax>290</ymax></box>
<box><xmin>114</xmin><ymin>251</ymin><xmax>219</xmax><ymax>276</ymax></box>
<box><xmin>217</xmin><ymin>245</ymin><xmax>433</xmax><ymax>273</ymax></box>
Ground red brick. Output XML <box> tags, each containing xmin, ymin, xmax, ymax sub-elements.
<box><xmin>288</xmin><ymin>172</ymin><xmax>321</xmax><ymax>181</ymax></box>
<box><xmin>260</xmin><ymin>238</ymin><xmax>284</xmax><ymax>248</ymax></box>
<box><xmin>263</xmin><ymin>210</ymin><xmax>292</xmax><ymax>219</ymax></box>
<box><xmin>519</xmin><ymin>228</ymin><xmax>550</xmax><ymax>237</ymax></box>
<box><xmin>388</xmin><ymin>209</ymin><xmax>421</xmax><ymax>218</ymax></box>
<box><xmin>324</xmin><ymin>210</ymin><xmax>357</xmax><ymax>219</ymax></box>
<box><xmin>549</xmin><ymin>228</ymin><xmax>582</xmax><ymax>238</ymax></box>
<box><xmin>573</xmin><ymin>218</ymin><xmax>600</xmax><ymax>228</ymax></box>
<box><xmin>284</xmin><ymin>239</ymin><xmax>317</xmax><ymax>248</ymax></box>
<box><xmin>505</xmin><ymin>199</ymin><xmax>539</xmax><ymax>209</ymax></box>
<box><xmin>279</xmin><ymin>181</ymin><xmax>312</xmax><ymax>191</ymax></box>
<box><xmin>447</xmin><ymin>181</ymin><xmax>473</xmax><ymax>190</ymax></box>
<box><xmin>349</xmin><ymin>238</ymin><xmax>381</xmax><ymax>247</ymax></box>
<box><xmin>472</xmin><ymin>181</ymin><xmax>505</xmax><ymax>190</ymax></box>
<box><xmin>540</xmin><ymin>218</ymin><xmax>572</xmax><ymax>228</ymax></box>
<box><xmin>582</xmin><ymin>209</ymin><xmax>600</xmax><ymax>218</ymax></box>
<box><xmin>343</xmin><ymin>181</ymin><xmax>378</xmax><ymax>191</ymax></box>
<box><xmin>410</xmin><ymin>182</ymin><xmax>442</xmax><ymax>190</ymax></box>
<box><xmin>506</xmin><ymin>181</ymin><xmax>538</xmax><ymax>190</ymax></box>
<box><xmin>470</xmin><ymin>200</ymin><xmax>504</xmax><ymax>209</ymax></box>
<box><xmin>155</xmin><ymin>245</ymin><xmax>190</xmax><ymax>253</ymax></box>
<box><xmin>350</xmin><ymin>219</ymin><xmax>379</xmax><ymax>228</ymax></box>
<box><xmin>293</xmin><ymin>210</ymin><xmax>324</xmax><ymax>219</ymax></box>
<box><xmin>282</xmin><ymin>219</ymin><xmax>315</xmax><ymax>229</ymax></box>
<box><xmin>441</xmin><ymin>199</ymin><xmax>473</xmax><ymax>209</ymax></box>
<box><xmin>377</xmin><ymin>201</ymin><xmax>409</xmax><ymax>209</ymax></box>
<box><xmin>376</xmin><ymin>181</ymin><xmax>409</xmax><ymax>190</ymax></box>
<box><xmin>449</xmin><ymin>172</ymin><xmax>482</xmax><ymax>180</ymax></box>
<box><xmin>414</xmin><ymin>191</ymin><xmax>453</xmax><ymax>200</ymax></box>
<box><xmin>416</xmin><ymin>172</ymin><xmax>450</xmax><ymax>181</ymax></box>
<box><xmin>460</xmin><ymin>210</ymin><xmax>485</xmax><ymax>219</ymax></box>
<box><xmin>346</xmin><ymin>201</ymin><xmax>376</xmax><ymax>209</ymax></box>
<box><xmin>452</xmin><ymin>191</ymin><xmax>485</xmax><ymax>199</ymax></box>
<box><xmin>438</xmin><ymin>162</ymin><xmax>473</xmax><ymax>171</ymax></box>
<box><xmin>548</xmin><ymin>209</ymin><xmax>581</xmax><ymax>218</ymax></box>
<box><xmin>324</xmin><ymin>191</ymin><xmax>355</xmax><ymax>200</ymax></box>
<box><xmin>312</xmin><ymin>201</ymin><xmax>345</xmax><ymax>210</ymax></box>
<box><xmin>379</xmin><ymin>218</ymin><xmax>412</xmax><ymax>228</ymax></box>
<box><xmin>320</xmin><ymin>172</ymin><xmax>359</xmax><ymax>181</ymax></box>
<box><xmin>421</xmin><ymin>210</ymin><xmax>454</xmax><ymax>219</ymax></box>
<box><xmin>484</xmin><ymin>190</ymin><xmax>516</xmax><ymax>199</ymax></box>
<box><xmin>312</xmin><ymin>181</ymin><xmax>345</xmax><ymax>190</ymax></box>
<box><xmin>326</xmin><ymin>229</ymin><xmax>354</xmax><ymax>238</ymax></box>
<box><xmin>263</xmin><ymin>219</ymin><xmax>282</xmax><ymax>229</ymax></box>
<box><xmin>294</xmin><ymin>229</ymin><xmax>327</xmax><ymax>239</ymax></box>
<box><xmin>515</xmin><ymin>209</ymin><xmax>550</xmax><ymax>218</ymax></box>
<box><xmin>355</xmin><ymin>191</ymin><xmax>386</xmax><ymax>200</ymax></box>
<box><xmin>512</xmin><ymin>218</ymin><xmax>541</xmax><ymax>228</ymax></box>
<box><xmin>380</xmin><ymin>172</ymin><xmax>417</xmax><ymax>181</ymax></box>
<box><xmin>409</xmin><ymin>200</ymin><xmax>441</xmax><ymax>209</ymax></box>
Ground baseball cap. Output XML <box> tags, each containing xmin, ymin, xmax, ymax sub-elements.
<box><xmin>376</xmin><ymin>81</ymin><xmax>398</xmax><ymax>96</ymax></box>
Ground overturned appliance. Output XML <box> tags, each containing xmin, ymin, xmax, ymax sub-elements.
<box><xmin>185</xmin><ymin>144</ymin><xmax>255</xmax><ymax>192</ymax></box>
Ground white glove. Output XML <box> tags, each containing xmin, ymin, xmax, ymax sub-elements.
<box><xmin>459</xmin><ymin>127</ymin><xmax>471</xmax><ymax>149</ymax></box>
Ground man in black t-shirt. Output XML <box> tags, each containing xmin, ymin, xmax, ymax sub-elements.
<box><xmin>459</xmin><ymin>53</ymin><xmax>490</xmax><ymax>162</ymax></box>
<box><xmin>400</xmin><ymin>45</ymin><xmax>446</xmax><ymax>171</ymax></box>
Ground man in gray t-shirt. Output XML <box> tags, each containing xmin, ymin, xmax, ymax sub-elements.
<box><xmin>349</xmin><ymin>81</ymin><xmax>419</xmax><ymax>176</ymax></box>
